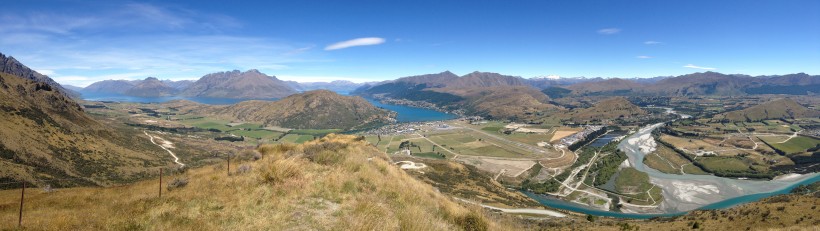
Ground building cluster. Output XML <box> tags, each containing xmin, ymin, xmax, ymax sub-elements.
<box><xmin>559</xmin><ymin>125</ymin><xmax>604</xmax><ymax>146</ymax></box>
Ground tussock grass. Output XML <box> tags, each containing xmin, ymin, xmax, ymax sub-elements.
<box><xmin>0</xmin><ymin>134</ymin><xmax>508</xmax><ymax>230</ymax></box>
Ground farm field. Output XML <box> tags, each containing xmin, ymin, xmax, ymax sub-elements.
<box><xmin>615</xmin><ymin>167</ymin><xmax>662</xmax><ymax>206</ymax></box>
<box><xmin>228</xmin><ymin>129</ymin><xmax>283</xmax><ymax>140</ymax></box>
<box><xmin>696</xmin><ymin>156</ymin><xmax>751</xmax><ymax>172</ymax></box>
<box><xmin>644</xmin><ymin>144</ymin><xmax>707</xmax><ymax>175</ymax></box>
<box><xmin>179</xmin><ymin>118</ymin><xmax>233</xmax><ymax>131</ymax></box>
<box><xmin>767</xmin><ymin>136</ymin><xmax>820</xmax><ymax>154</ymax></box>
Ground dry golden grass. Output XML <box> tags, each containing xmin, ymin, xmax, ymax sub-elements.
<box><xmin>0</xmin><ymin>134</ymin><xmax>518</xmax><ymax>231</ymax></box>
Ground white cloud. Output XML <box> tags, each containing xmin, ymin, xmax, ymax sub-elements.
<box><xmin>325</xmin><ymin>37</ymin><xmax>385</xmax><ymax>50</ymax></box>
<box><xmin>636</xmin><ymin>55</ymin><xmax>652</xmax><ymax>59</ymax></box>
<box><xmin>644</xmin><ymin>41</ymin><xmax>663</xmax><ymax>45</ymax></box>
<box><xmin>597</xmin><ymin>28</ymin><xmax>621</xmax><ymax>35</ymax></box>
<box><xmin>683</xmin><ymin>64</ymin><xmax>716</xmax><ymax>70</ymax></box>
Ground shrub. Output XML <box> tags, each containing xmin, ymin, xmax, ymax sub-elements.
<box><xmin>259</xmin><ymin>158</ymin><xmax>302</xmax><ymax>184</ymax></box>
<box><xmin>235</xmin><ymin>164</ymin><xmax>252</xmax><ymax>174</ymax></box>
<box><xmin>258</xmin><ymin>143</ymin><xmax>296</xmax><ymax>155</ymax></box>
<box><xmin>454</xmin><ymin>211</ymin><xmax>489</xmax><ymax>231</ymax></box>
<box><xmin>42</xmin><ymin>184</ymin><xmax>54</xmax><ymax>193</ymax></box>
<box><xmin>236</xmin><ymin>149</ymin><xmax>262</xmax><ymax>161</ymax></box>
<box><xmin>167</xmin><ymin>178</ymin><xmax>189</xmax><ymax>191</ymax></box>
<box><xmin>303</xmin><ymin>142</ymin><xmax>349</xmax><ymax>165</ymax></box>
<box><xmin>174</xmin><ymin>165</ymin><xmax>189</xmax><ymax>174</ymax></box>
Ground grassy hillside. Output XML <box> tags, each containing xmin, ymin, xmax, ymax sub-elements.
<box><xmin>0</xmin><ymin>135</ymin><xmax>508</xmax><ymax>230</ymax></box>
<box><xmin>563</xmin><ymin>97</ymin><xmax>647</xmax><ymax>123</ymax></box>
<box><xmin>0</xmin><ymin>72</ymin><xmax>170</xmax><ymax>188</ymax></box>
<box><xmin>438</xmin><ymin>86</ymin><xmax>559</xmax><ymax>121</ymax></box>
<box><xmin>201</xmin><ymin>90</ymin><xmax>395</xmax><ymax>130</ymax></box>
<box><xmin>717</xmin><ymin>98</ymin><xmax>820</xmax><ymax>122</ymax></box>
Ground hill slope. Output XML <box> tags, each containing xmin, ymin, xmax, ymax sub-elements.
<box><xmin>564</xmin><ymin>97</ymin><xmax>647</xmax><ymax>123</ymax></box>
<box><xmin>180</xmin><ymin>69</ymin><xmax>296</xmax><ymax>99</ymax></box>
<box><xmin>0</xmin><ymin>70</ymin><xmax>167</xmax><ymax>188</ymax></box>
<box><xmin>438</xmin><ymin>86</ymin><xmax>558</xmax><ymax>121</ymax></box>
<box><xmin>206</xmin><ymin>90</ymin><xmax>394</xmax><ymax>130</ymax></box>
<box><xmin>0</xmin><ymin>135</ymin><xmax>504</xmax><ymax>230</ymax></box>
<box><xmin>717</xmin><ymin>98</ymin><xmax>820</xmax><ymax>122</ymax></box>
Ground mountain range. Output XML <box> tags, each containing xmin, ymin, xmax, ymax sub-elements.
<box><xmin>179</xmin><ymin>69</ymin><xmax>296</xmax><ymax>99</ymax></box>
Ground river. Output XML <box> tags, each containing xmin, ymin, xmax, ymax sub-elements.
<box><xmin>526</xmin><ymin>108</ymin><xmax>820</xmax><ymax>218</ymax></box>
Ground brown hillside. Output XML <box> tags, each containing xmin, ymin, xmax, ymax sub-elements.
<box><xmin>564</xmin><ymin>97</ymin><xmax>647</xmax><ymax>122</ymax></box>
<box><xmin>0</xmin><ymin>72</ymin><xmax>168</xmax><ymax>187</ymax></box>
<box><xmin>0</xmin><ymin>135</ymin><xmax>510</xmax><ymax>230</ymax></box>
<box><xmin>205</xmin><ymin>90</ymin><xmax>394</xmax><ymax>130</ymax></box>
<box><xmin>717</xmin><ymin>98</ymin><xmax>820</xmax><ymax>122</ymax></box>
<box><xmin>439</xmin><ymin>86</ymin><xmax>558</xmax><ymax>121</ymax></box>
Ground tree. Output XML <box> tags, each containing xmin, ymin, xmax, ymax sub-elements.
<box><xmin>586</xmin><ymin>214</ymin><xmax>597</xmax><ymax>222</ymax></box>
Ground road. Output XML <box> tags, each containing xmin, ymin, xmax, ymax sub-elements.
<box><xmin>145</xmin><ymin>131</ymin><xmax>185</xmax><ymax>167</ymax></box>
<box><xmin>454</xmin><ymin>197</ymin><xmax>566</xmax><ymax>217</ymax></box>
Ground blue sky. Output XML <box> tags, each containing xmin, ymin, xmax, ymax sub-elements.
<box><xmin>2</xmin><ymin>0</ymin><xmax>819</xmax><ymax>86</ymax></box>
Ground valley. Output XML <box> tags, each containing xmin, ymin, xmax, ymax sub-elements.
<box><xmin>4</xmin><ymin>1</ymin><xmax>820</xmax><ymax>230</ymax></box>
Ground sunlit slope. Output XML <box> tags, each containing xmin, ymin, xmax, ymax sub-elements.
<box><xmin>0</xmin><ymin>135</ymin><xmax>507</xmax><ymax>230</ymax></box>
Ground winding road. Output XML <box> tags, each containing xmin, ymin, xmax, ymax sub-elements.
<box><xmin>145</xmin><ymin>131</ymin><xmax>185</xmax><ymax>167</ymax></box>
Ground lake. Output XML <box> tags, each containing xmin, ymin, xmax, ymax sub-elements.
<box><xmin>366</xmin><ymin>99</ymin><xmax>457</xmax><ymax>122</ymax></box>
<box><xmin>80</xmin><ymin>93</ymin><xmax>457</xmax><ymax>122</ymax></box>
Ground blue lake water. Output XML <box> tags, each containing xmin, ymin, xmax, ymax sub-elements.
<box><xmin>366</xmin><ymin>99</ymin><xmax>457</xmax><ymax>122</ymax></box>
<box><xmin>80</xmin><ymin>93</ymin><xmax>456</xmax><ymax>122</ymax></box>
<box><xmin>588</xmin><ymin>132</ymin><xmax>626</xmax><ymax>148</ymax></box>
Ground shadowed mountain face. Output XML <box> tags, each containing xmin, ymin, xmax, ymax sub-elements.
<box><xmin>180</xmin><ymin>69</ymin><xmax>297</xmax><ymax>99</ymax></box>
<box><xmin>566</xmin><ymin>78</ymin><xmax>644</xmax><ymax>95</ymax></box>
<box><xmin>0</xmin><ymin>55</ymin><xmax>168</xmax><ymax>188</ymax></box>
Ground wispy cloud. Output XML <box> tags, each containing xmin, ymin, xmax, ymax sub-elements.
<box><xmin>325</xmin><ymin>37</ymin><xmax>385</xmax><ymax>50</ymax></box>
<box><xmin>636</xmin><ymin>55</ymin><xmax>652</xmax><ymax>59</ymax></box>
<box><xmin>683</xmin><ymin>64</ymin><xmax>716</xmax><ymax>70</ymax></box>
<box><xmin>597</xmin><ymin>28</ymin><xmax>621</xmax><ymax>35</ymax></box>
<box><xmin>0</xmin><ymin>3</ymin><xmax>319</xmax><ymax>87</ymax></box>
<box><xmin>644</xmin><ymin>41</ymin><xmax>663</xmax><ymax>45</ymax></box>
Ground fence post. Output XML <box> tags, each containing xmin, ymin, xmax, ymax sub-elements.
<box><xmin>159</xmin><ymin>168</ymin><xmax>163</xmax><ymax>198</ymax></box>
<box><xmin>19</xmin><ymin>181</ymin><xmax>25</xmax><ymax>228</ymax></box>
<box><xmin>227</xmin><ymin>156</ymin><xmax>231</xmax><ymax>176</ymax></box>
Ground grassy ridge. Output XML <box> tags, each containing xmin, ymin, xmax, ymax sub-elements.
<box><xmin>0</xmin><ymin>135</ymin><xmax>508</xmax><ymax>230</ymax></box>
